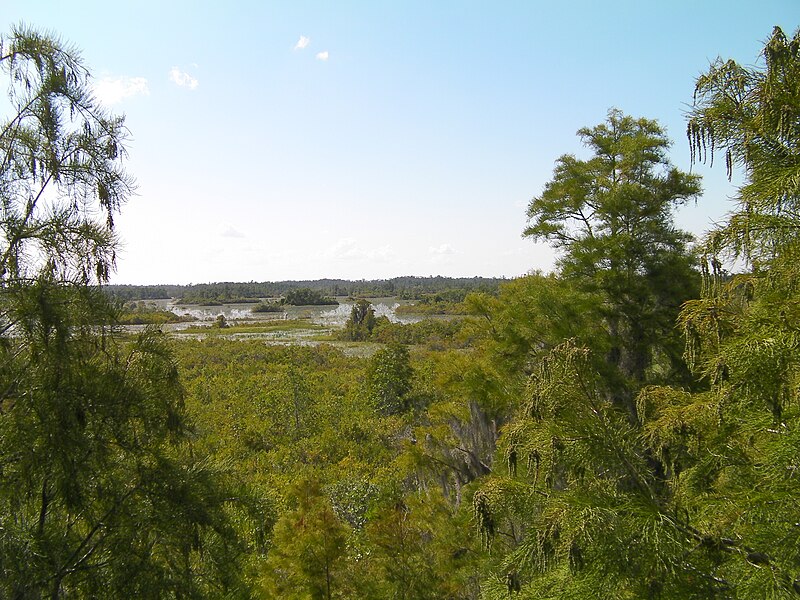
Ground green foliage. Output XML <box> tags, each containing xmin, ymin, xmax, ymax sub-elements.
<box><xmin>363</xmin><ymin>492</ymin><xmax>485</xmax><ymax>600</ymax></box>
<box><xmin>0</xmin><ymin>281</ymin><xmax>250</xmax><ymax>597</ymax></box>
<box><xmin>525</xmin><ymin>110</ymin><xmax>702</xmax><ymax>409</ymax></box>
<box><xmin>283</xmin><ymin>288</ymin><xmax>339</xmax><ymax>306</ymax></box>
<box><xmin>341</xmin><ymin>299</ymin><xmax>376</xmax><ymax>341</ymax></box>
<box><xmin>371</xmin><ymin>316</ymin><xmax>471</xmax><ymax>349</ymax></box>
<box><xmin>457</xmin><ymin>114</ymin><xmax>706</xmax><ymax>596</ymax></box>
<box><xmin>175</xmin><ymin>339</ymin><xmax>402</xmax><ymax>500</ymax></box>
<box><xmin>394</xmin><ymin>302</ymin><xmax>466</xmax><ymax>316</ymax></box>
<box><xmin>465</xmin><ymin>274</ymin><xmax>606</xmax><ymax>380</ymax></box>
<box><xmin>394</xmin><ymin>291</ymin><xmax>468</xmax><ymax>316</ymax></box>
<box><xmin>264</xmin><ymin>479</ymin><xmax>349</xmax><ymax>599</ymax></box>
<box><xmin>172</xmin><ymin>336</ymin><xmax>496</xmax><ymax>598</ymax></box>
<box><xmin>117</xmin><ymin>301</ymin><xmax>193</xmax><ymax>325</ymax></box>
<box><xmin>475</xmin><ymin>343</ymin><xmax>692</xmax><ymax>598</ymax></box>
<box><xmin>6</xmin><ymin>20</ymin><xmax>800</xmax><ymax>600</ymax></box>
<box><xmin>688</xmin><ymin>26</ymin><xmax>800</xmax><ymax>267</ymax></box>
<box><xmin>250</xmin><ymin>300</ymin><xmax>285</xmax><ymax>313</ymax></box>
<box><xmin>0</xmin><ymin>26</ymin><xmax>252</xmax><ymax>597</ymax></box>
<box><xmin>639</xmin><ymin>25</ymin><xmax>800</xmax><ymax>596</ymax></box>
<box><xmin>103</xmin><ymin>284</ymin><xmax>172</xmax><ymax>301</ymax></box>
<box><xmin>469</xmin><ymin>27</ymin><xmax>800</xmax><ymax>600</ymax></box>
<box><xmin>176</xmin><ymin>318</ymin><xmax>325</xmax><ymax>337</ymax></box>
<box><xmin>366</xmin><ymin>343</ymin><xmax>414</xmax><ymax>415</ymax></box>
<box><xmin>524</xmin><ymin>110</ymin><xmax>700</xmax><ymax>262</ymax></box>
<box><xmin>105</xmin><ymin>277</ymin><xmax>504</xmax><ymax>304</ymax></box>
<box><xmin>0</xmin><ymin>24</ymin><xmax>132</xmax><ymax>286</ymax></box>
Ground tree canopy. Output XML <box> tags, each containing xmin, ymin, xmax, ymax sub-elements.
<box><xmin>688</xmin><ymin>25</ymin><xmax>800</xmax><ymax>267</ymax></box>
<box><xmin>466</xmin><ymin>27</ymin><xmax>800</xmax><ymax>599</ymax></box>
<box><xmin>525</xmin><ymin>110</ymin><xmax>702</xmax><ymax>410</ymax></box>
<box><xmin>0</xmin><ymin>24</ymin><xmax>132</xmax><ymax>286</ymax></box>
<box><xmin>0</xmin><ymin>25</ymin><xmax>250</xmax><ymax>598</ymax></box>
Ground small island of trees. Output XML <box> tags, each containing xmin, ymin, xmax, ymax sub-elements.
<box><xmin>281</xmin><ymin>287</ymin><xmax>339</xmax><ymax>306</ymax></box>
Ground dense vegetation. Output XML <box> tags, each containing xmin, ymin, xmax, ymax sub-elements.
<box><xmin>118</xmin><ymin>301</ymin><xmax>195</xmax><ymax>324</ymax></box>
<box><xmin>2</xmin><ymin>22</ymin><xmax>799</xmax><ymax>600</ymax></box>
<box><xmin>0</xmin><ymin>26</ymin><xmax>244</xmax><ymax>597</ymax></box>
<box><xmin>282</xmin><ymin>288</ymin><xmax>339</xmax><ymax>306</ymax></box>
<box><xmin>105</xmin><ymin>276</ymin><xmax>505</xmax><ymax>304</ymax></box>
<box><xmin>250</xmin><ymin>301</ymin><xmax>285</xmax><ymax>313</ymax></box>
<box><xmin>394</xmin><ymin>290</ymin><xmax>469</xmax><ymax>315</ymax></box>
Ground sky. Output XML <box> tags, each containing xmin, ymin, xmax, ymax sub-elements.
<box><xmin>2</xmin><ymin>1</ymin><xmax>797</xmax><ymax>285</ymax></box>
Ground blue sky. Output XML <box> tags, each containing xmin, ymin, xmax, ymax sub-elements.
<box><xmin>2</xmin><ymin>1</ymin><xmax>797</xmax><ymax>284</ymax></box>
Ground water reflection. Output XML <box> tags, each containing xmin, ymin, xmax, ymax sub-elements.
<box><xmin>316</xmin><ymin>300</ymin><xmax>419</xmax><ymax>326</ymax></box>
<box><xmin>148</xmin><ymin>297</ymin><xmax>421</xmax><ymax>326</ymax></box>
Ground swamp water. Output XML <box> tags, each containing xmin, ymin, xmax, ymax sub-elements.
<box><xmin>136</xmin><ymin>298</ymin><xmax>423</xmax><ymax>354</ymax></box>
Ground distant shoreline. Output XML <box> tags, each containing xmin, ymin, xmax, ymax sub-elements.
<box><xmin>102</xmin><ymin>276</ymin><xmax>509</xmax><ymax>302</ymax></box>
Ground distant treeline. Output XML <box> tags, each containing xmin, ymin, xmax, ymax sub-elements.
<box><xmin>103</xmin><ymin>276</ymin><xmax>507</xmax><ymax>302</ymax></box>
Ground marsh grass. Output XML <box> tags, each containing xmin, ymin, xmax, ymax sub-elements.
<box><xmin>175</xmin><ymin>319</ymin><xmax>327</xmax><ymax>336</ymax></box>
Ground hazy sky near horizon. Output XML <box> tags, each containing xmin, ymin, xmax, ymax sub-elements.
<box><xmin>2</xmin><ymin>2</ymin><xmax>797</xmax><ymax>284</ymax></box>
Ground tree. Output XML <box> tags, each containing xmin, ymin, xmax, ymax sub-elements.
<box><xmin>367</xmin><ymin>343</ymin><xmax>413</xmax><ymax>415</ymax></box>
<box><xmin>283</xmin><ymin>288</ymin><xmax>338</xmax><ymax>306</ymax></box>
<box><xmin>471</xmin><ymin>29</ymin><xmax>800</xmax><ymax>599</ymax></box>
<box><xmin>342</xmin><ymin>299</ymin><xmax>376</xmax><ymax>341</ymax></box>
<box><xmin>463</xmin><ymin>113</ymin><xmax>704</xmax><ymax>596</ymax></box>
<box><xmin>524</xmin><ymin>110</ymin><xmax>702</xmax><ymax>406</ymax></box>
<box><xmin>0</xmin><ymin>25</ymin><xmax>131</xmax><ymax>286</ymax></box>
<box><xmin>265</xmin><ymin>480</ymin><xmax>348</xmax><ymax>600</ymax></box>
<box><xmin>364</xmin><ymin>494</ymin><xmax>467</xmax><ymax>600</ymax></box>
<box><xmin>0</xmin><ymin>26</ymin><xmax>248</xmax><ymax>597</ymax></box>
<box><xmin>640</xmin><ymin>25</ymin><xmax>800</xmax><ymax>596</ymax></box>
<box><xmin>687</xmin><ymin>26</ymin><xmax>800</xmax><ymax>266</ymax></box>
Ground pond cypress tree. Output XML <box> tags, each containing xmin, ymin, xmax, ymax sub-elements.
<box><xmin>0</xmin><ymin>25</ymin><xmax>249</xmax><ymax>597</ymax></box>
<box><xmin>525</xmin><ymin>110</ymin><xmax>702</xmax><ymax>409</ymax></box>
<box><xmin>473</xmin><ymin>27</ymin><xmax>800</xmax><ymax>599</ymax></box>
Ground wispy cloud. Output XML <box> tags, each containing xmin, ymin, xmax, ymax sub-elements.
<box><xmin>429</xmin><ymin>243</ymin><xmax>457</xmax><ymax>255</ymax></box>
<box><xmin>169</xmin><ymin>67</ymin><xmax>199</xmax><ymax>90</ymax></box>
<box><xmin>220</xmin><ymin>225</ymin><xmax>245</xmax><ymax>239</ymax></box>
<box><xmin>294</xmin><ymin>35</ymin><xmax>311</xmax><ymax>50</ymax></box>
<box><xmin>93</xmin><ymin>76</ymin><xmax>149</xmax><ymax>105</ymax></box>
<box><xmin>429</xmin><ymin>243</ymin><xmax>459</xmax><ymax>264</ymax></box>
<box><xmin>324</xmin><ymin>238</ymin><xmax>393</xmax><ymax>261</ymax></box>
<box><xmin>315</xmin><ymin>51</ymin><xmax>329</xmax><ymax>61</ymax></box>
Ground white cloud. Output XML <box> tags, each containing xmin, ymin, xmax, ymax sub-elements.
<box><xmin>429</xmin><ymin>243</ymin><xmax>457</xmax><ymax>255</ymax></box>
<box><xmin>294</xmin><ymin>35</ymin><xmax>311</xmax><ymax>50</ymax></box>
<box><xmin>429</xmin><ymin>243</ymin><xmax>459</xmax><ymax>265</ymax></box>
<box><xmin>169</xmin><ymin>67</ymin><xmax>199</xmax><ymax>90</ymax></box>
<box><xmin>315</xmin><ymin>51</ymin><xmax>329</xmax><ymax>61</ymax></box>
<box><xmin>325</xmin><ymin>238</ymin><xmax>361</xmax><ymax>260</ymax></box>
<box><xmin>220</xmin><ymin>225</ymin><xmax>245</xmax><ymax>239</ymax></box>
<box><xmin>324</xmin><ymin>238</ymin><xmax>394</xmax><ymax>261</ymax></box>
<box><xmin>92</xmin><ymin>76</ymin><xmax>149</xmax><ymax>106</ymax></box>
